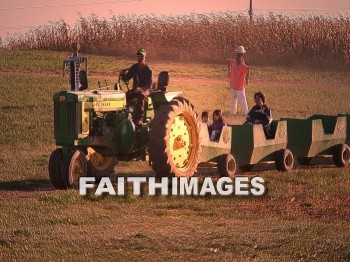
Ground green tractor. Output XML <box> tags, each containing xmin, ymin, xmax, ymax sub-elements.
<box><xmin>49</xmin><ymin>72</ymin><xmax>202</xmax><ymax>189</ymax></box>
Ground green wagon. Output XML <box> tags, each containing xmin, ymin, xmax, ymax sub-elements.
<box><xmin>199</xmin><ymin>120</ymin><xmax>294</xmax><ymax>177</ymax></box>
<box><xmin>282</xmin><ymin>115</ymin><xmax>350</xmax><ymax>167</ymax></box>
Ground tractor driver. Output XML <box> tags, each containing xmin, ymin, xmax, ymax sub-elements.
<box><xmin>119</xmin><ymin>48</ymin><xmax>153</xmax><ymax>127</ymax></box>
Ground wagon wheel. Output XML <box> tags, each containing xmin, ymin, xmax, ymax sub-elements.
<box><xmin>86</xmin><ymin>147</ymin><xmax>117</xmax><ymax>178</ymax></box>
<box><xmin>149</xmin><ymin>97</ymin><xmax>201</xmax><ymax>177</ymax></box>
<box><xmin>333</xmin><ymin>144</ymin><xmax>350</xmax><ymax>167</ymax></box>
<box><xmin>297</xmin><ymin>157</ymin><xmax>313</xmax><ymax>166</ymax></box>
<box><xmin>48</xmin><ymin>148</ymin><xmax>66</xmax><ymax>189</ymax></box>
<box><xmin>217</xmin><ymin>154</ymin><xmax>236</xmax><ymax>178</ymax></box>
<box><xmin>275</xmin><ymin>149</ymin><xmax>294</xmax><ymax>172</ymax></box>
<box><xmin>61</xmin><ymin>149</ymin><xmax>88</xmax><ymax>189</ymax></box>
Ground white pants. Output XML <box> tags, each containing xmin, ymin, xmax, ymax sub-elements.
<box><xmin>231</xmin><ymin>89</ymin><xmax>249</xmax><ymax>115</ymax></box>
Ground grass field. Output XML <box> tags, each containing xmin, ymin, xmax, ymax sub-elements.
<box><xmin>0</xmin><ymin>50</ymin><xmax>349</xmax><ymax>260</ymax></box>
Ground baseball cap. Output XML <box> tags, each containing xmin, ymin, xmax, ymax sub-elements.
<box><xmin>137</xmin><ymin>48</ymin><xmax>147</xmax><ymax>56</ymax></box>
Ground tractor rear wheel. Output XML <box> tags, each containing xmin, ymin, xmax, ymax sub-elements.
<box><xmin>171</xmin><ymin>97</ymin><xmax>195</xmax><ymax>110</ymax></box>
<box><xmin>86</xmin><ymin>147</ymin><xmax>117</xmax><ymax>179</ymax></box>
<box><xmin>333</xmin><ymin>144</ymin><xmax>350</xmax><ymax>167</ymax></box>
<box><xmin>275</xmin><ymin>149</ymin><xmax>294</xmax><ymax>172</ymax></box>
<box><xmin>61</xmin><ymin>149</ymin><xmax>88</xmax><ymax>189</ymax></box>
<box><xmin>48</xmin><ymin>148</ymin><xmax>65</xmax><ymax>189</ymax></box>
<box><xmin>217</xmin><ymin>154</ymin><xmax>236</xmax><ymax>178</ymax></box>
<box><xmin>149</xmin><ymin>98</ymin><xmax>201</xmax><ymax>177</ymax></box>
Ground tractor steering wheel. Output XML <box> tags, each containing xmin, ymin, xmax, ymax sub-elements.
<box><xmin>118</xmin><ymin>68</ymin><xmax>131</xmax><ymax>93</ymax></box>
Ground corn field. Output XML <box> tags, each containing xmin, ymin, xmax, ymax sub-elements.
<box><xmin>2</xmin><ymin>11</ymin><xmax>350</xmax><ymax>68</ymax></box>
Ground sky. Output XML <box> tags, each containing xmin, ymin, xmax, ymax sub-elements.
<box><xmin>1</xmin><ymin>0</ymin><xmax>350</xmax><ymax>38</ymax></box>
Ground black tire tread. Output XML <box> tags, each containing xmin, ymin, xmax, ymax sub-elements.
<box><xmin>48</xmin><ymin>148</ymin><xmax>66</xmax><ymax>190</ymax></box>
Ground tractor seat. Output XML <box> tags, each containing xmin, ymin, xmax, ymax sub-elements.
<box><xmin>153</xmin><ymin>71</ymin><xmax>169</xmax><ymax>91</ymax></box>
<box><xmin>128</xmin><ymin>71</ymin><xmax>170</xmax><ymax>102</ymax></box>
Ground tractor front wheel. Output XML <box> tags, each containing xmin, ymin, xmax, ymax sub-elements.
<box><xmin>149</xmin><ymin>98</ymin><xmax>201</xmax><ymax>177</ymax></box>
<box><xmin>48</xmin><ymin>148</ymin><xmax>65</xmax><ymax>189</ymax></box>
<box><xmin>62</xmin><ymin>149</ymin><xmax>88</xmax><ymax>189</ymax></box>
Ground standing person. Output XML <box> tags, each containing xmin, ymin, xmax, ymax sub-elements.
<box><xmin>119</xmin><ymin>48</ymin><xmax>153</xmax><ymax>126</ymax></box>
<box><xmin>228</xmin><ymin>46</ymin><xmax>250</xmax><ymax>116</ymax></box>
<box><xmin>62</xmin><ymin>41</ymin><xmax>88</xmax><ymax>91</ymax></box>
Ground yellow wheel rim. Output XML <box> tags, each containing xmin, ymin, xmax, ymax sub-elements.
<box><xmin>169</xmin><ymin>113</ymin><xmax>197</xmax><ymax>173</ymax></box>
<box><xmin>87</xmin><ymin>147</ymin><xmax>113</xmax><ymax>171</ymax></box>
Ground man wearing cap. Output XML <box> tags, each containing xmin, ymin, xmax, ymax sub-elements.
<box><xmin>120</xmin><ymin>48</ymin><xmax>153</xmax><ymax>126</ymax></box>
<box><xmin>228</xmin><ymin>46</ymin><xmax>250</xmax><ymax>116</ymax></box>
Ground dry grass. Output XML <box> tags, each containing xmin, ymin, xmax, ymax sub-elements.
<box><xmin>0</xmin><ymin>50</ymin><xmax>349</xmax><ymax>260</ymax></box>
<box><xmin>2</xmin><ymin>12</ymin><xmax>350</xmax><ymax>68</ymax></box>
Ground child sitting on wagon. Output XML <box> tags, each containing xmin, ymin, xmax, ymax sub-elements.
<box><xmin>201</xmin><ymin>111</ymin><xmax>211</xmax><ymax>127</ymax></box>
<box><xmin>209</xmin><ymin>109</ymin><xmax>227</xmax><ymax>141</ymax></box>
<box><xmin>245</xmin><ymin>91</ymin><xmax>273</xmax><ymax>138</ymax></box>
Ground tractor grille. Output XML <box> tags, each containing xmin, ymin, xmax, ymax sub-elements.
<box><xmin>54</xmin><ymin>101</ymin><xmax>81</xmax><ymax>137</ymax></box>
<box><xmin>67</xmin><ymin>102</ymin><xmax>77</xmax><ymax>136</ymax></box>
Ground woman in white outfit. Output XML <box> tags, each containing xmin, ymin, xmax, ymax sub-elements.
<box><xmin>228</xmin><ymin>46</ymin><xmax>250</xmax><ymax>116</ymax></box>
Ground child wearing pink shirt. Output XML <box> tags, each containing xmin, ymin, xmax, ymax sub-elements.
<box><xmin>228</xmin><ymin>46</ymin><xmax>250</xmax><ymax>115</ymax></box>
